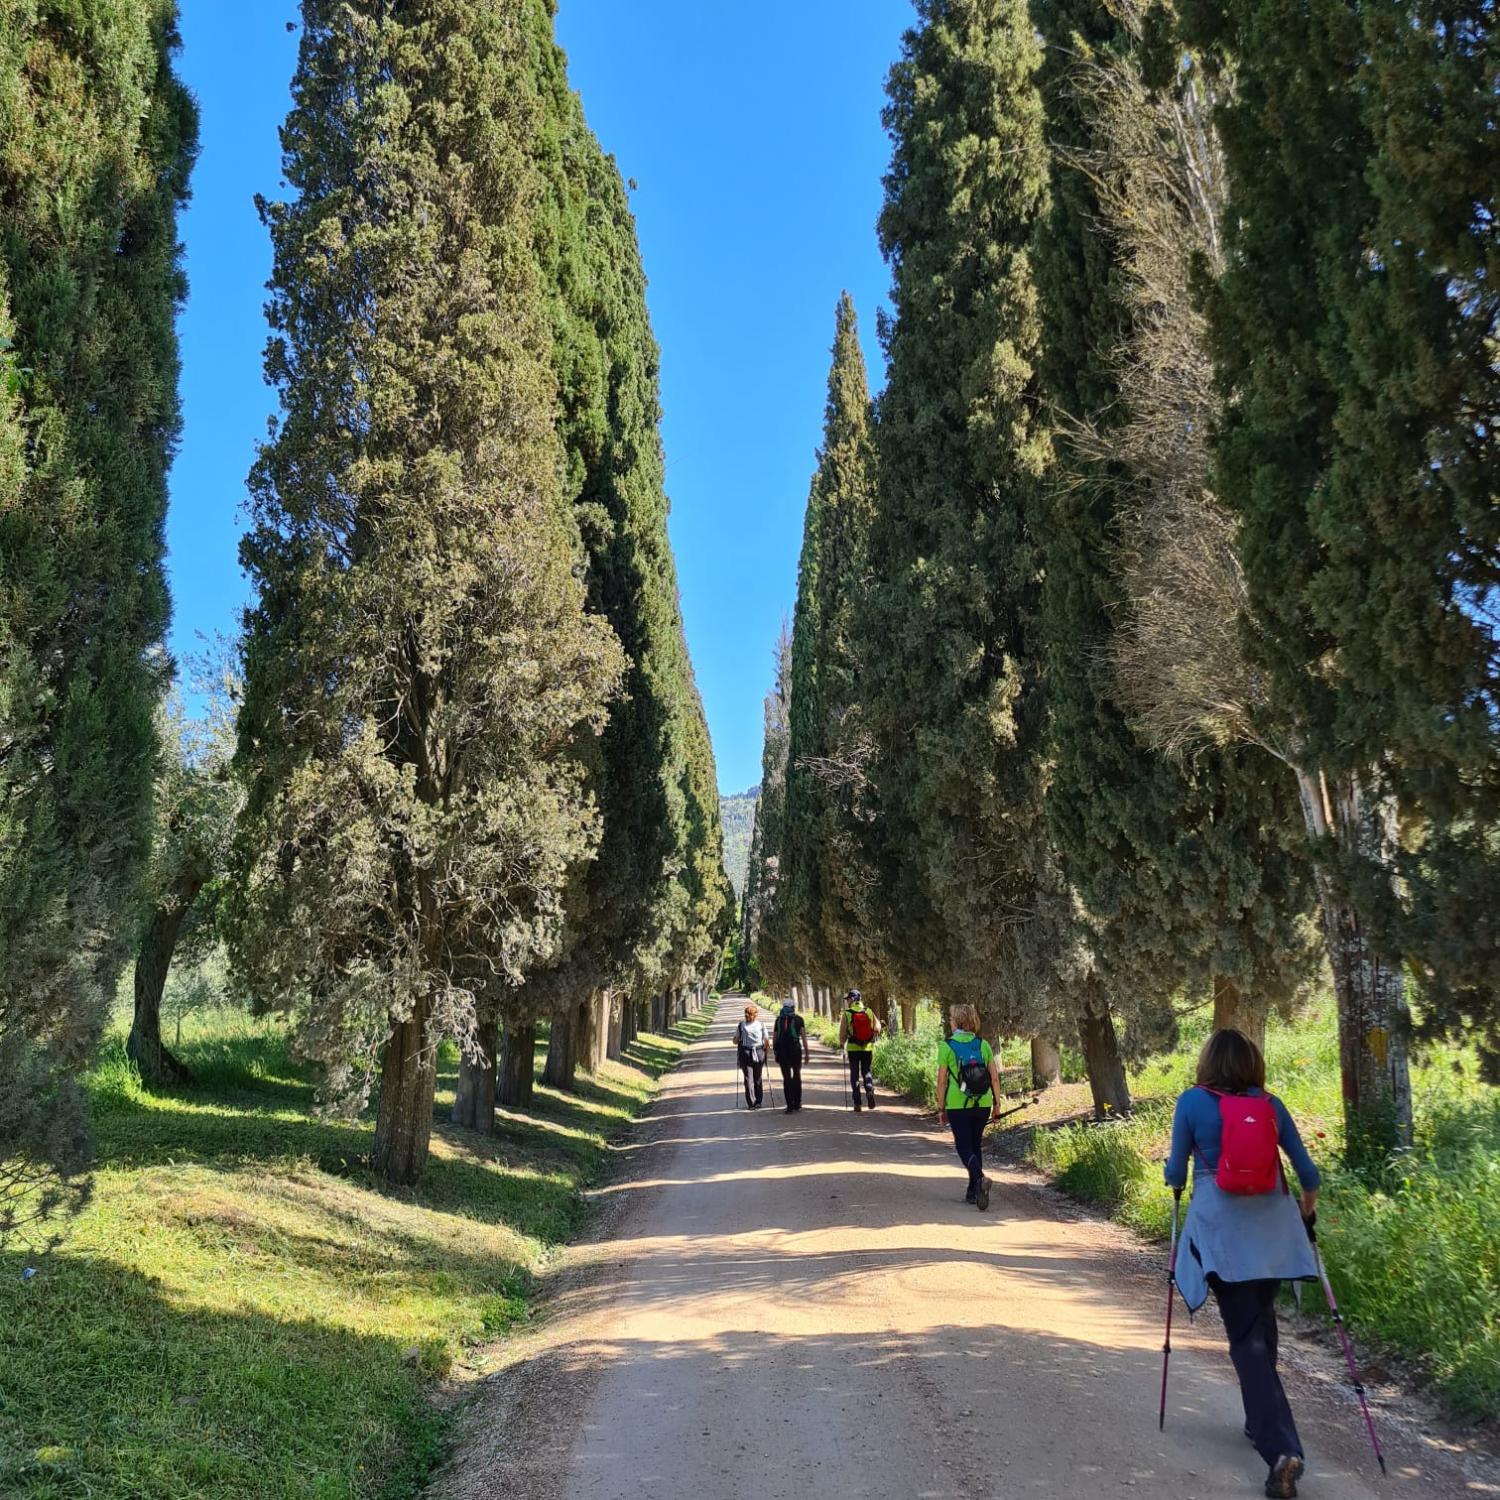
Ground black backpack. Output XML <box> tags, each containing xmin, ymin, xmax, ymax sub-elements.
<box><xmin>949</xmin><ymin>1034</ymin><xmax>990</xmax><ymax>1104</ymax></box>
<box><xmin>773</xmin><ymin>1011</ymin><xmax>801</xmax><ymax>1060</ymax></box>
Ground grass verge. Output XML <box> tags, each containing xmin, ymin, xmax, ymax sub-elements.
<box><xmin>1</xmin><ymin>996</ymin><xmax>712</xmax><ymax>1498</ymax></box>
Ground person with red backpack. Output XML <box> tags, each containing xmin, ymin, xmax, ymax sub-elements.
<box><xmin>837</xmin><ymin>988</ymin><xmax>882</xmax><ymax>1110</ymax></box>
<box><xmin>1165</xmin><ymin>1029</ymin><xmax>1322</xmax><ymax>1500</ymax></box>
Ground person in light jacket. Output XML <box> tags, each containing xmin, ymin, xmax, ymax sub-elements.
<box><xmin>1165</xmin><ymin>1029</ymin><xmax>1322</xmax><ymax>1500</ymax></box>
<box><xmin>734</xmin><ymin>1002</ymin><xmax>769</xmax><ymax>1109</ymax></box>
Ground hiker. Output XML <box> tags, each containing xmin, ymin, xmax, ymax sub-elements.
<box><xmin>1165</xmin><ymin>1028</ymin><xmax>1322</xmax><ymax>1500</ymax></box>
<box><xmin>838</xmin><ymin>988</ymin><xmax>882</xmax><ymax>1110</ymax></box>
<box><xmin>772</xmin><ymin>998</ymin><xmax>809</xmax><ymax>1113</ymax></box>
<box><xmin>734</xmin><ymin>1002</ymin><xmax>769</xmax><ymax>1109</ymax></box>
<box><xmin>936</xmin><ymin>1004</ymin><xmax>1004</xmax><ymax>1210</ymax></box>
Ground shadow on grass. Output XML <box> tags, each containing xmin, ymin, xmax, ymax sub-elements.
<box><xmin>0</xmin><ymin>1253</ymin><xmax>448</xmax><ymax>1500</ymax></box>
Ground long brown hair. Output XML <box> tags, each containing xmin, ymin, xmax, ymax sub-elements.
<box><xmin>1196</xmin><ymin>1028</ymin><xmax>1266</xmax><ymax>1093</ymax></box>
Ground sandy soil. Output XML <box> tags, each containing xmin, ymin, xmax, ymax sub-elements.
<box><xmin>429</xmin><ymin>1005</ymin><xmax>1498</xmax><ymax>1500</ymax></box>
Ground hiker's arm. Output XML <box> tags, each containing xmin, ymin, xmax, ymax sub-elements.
<box><xmin>1164</xmin><ymin>1092</ymin><xmax>1193</xmax><ymax>1189</ymax></box>
<box><xmin>1273</xmin><ymin>1096</ymin><xmax>1322</xmax><ymax>1209</ymax></box>
<box><xmin>986</xmin><ymin>1055</ymin><xmax>1004</xmax><ymax>1120</ymax></box>
<box><xmin>838</xmin><ymin>1014</ymin><xmax>848</xmax><ymax>1048</ymax></box>
<box><xmin>801</xmin><ymin>1023</ymin><xmax>809</xmax><ymax>1063</ymax></box>
<box><xmin>936</xmin><ymin>1064</ymin><xmax>949</xmax><ymax>1124</ymax></box>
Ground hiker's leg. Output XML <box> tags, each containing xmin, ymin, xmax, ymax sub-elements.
<box><xmin>857</xmin><ymin>1052</ymin><xmax>874</xmax><ymax>1100</ymax></box>
<box><xmin>752</xmin><ymin>1058</ymin><xmax>764</xmax><ymax>1105</ymax></box>
<box><xmin>1211</xmin><ymin>1278</ymin><xmax>1302</xmax><ymax>1468</ymax></box>
<box><xmin>949</xmin><ymin>1112</ymin><xmax>983</xmax><ymax>1189</ymax></box>
<box><xmin>742</xmin><ymin>1059</ymin><xmax>755</xmax><ymax>1106</ymax></box>
<box><xmin>848</xmin><ymin>1053</ymin><xmax>862</xmax><ymax>1095</ymax></box>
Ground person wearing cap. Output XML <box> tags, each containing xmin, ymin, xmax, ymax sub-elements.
<box><xmin>837</xmin><ymin>988</ymin><xmax>882</xmax><ymax>1111</ymax></box>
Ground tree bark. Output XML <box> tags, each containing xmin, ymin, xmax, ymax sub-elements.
<box><xmin>127</xmin><ymin>879</ymin><xmax>202</xmax><ymax>1086</ymax></box>
<box><xmin>453</xmin><ymin>1010</ymin><xmax>498</xmax><ymax>1132</ymax></box>
<box><xmin>1211</xmin><ymin>974</ymin><xmax>1266</xmax><ymax>1054</ymax></box>
<box><xmin>585</xmin><ymin>991</ymin><xmax>610</xmax><ymax>1072</ymax></box>
<box><xmin>496</xmin><ymin>1022</ymin><xmax>535</xmax><ymax>1108</ymax></box>
<box><xmin>607</xmin><ymin>994</ymin><xmax>625</xmax><ymax>1060</ymax></box>
<box><xmin>373</xmin><ymin>995</ymin><xmax>436</xmax><ymax>1184</ymax></box>
<box><xmin>1030</xmin><ymin>1035</ymin><xmax>1061</xmax><ymax>1089</ymax></box>
<box><xmin>900</xmin><ymin>1000</ymin><xmax>917</xmax><ymax>1035</ymax></box>
<box><xmin>543</xmin><ymin>1005</ymin><xmax>579</xmax><ymax>1091</ymax></box>
<box><xmin>1294</xmin><ymin>765</ymin><xmax>1412</xmax><ymax>1157</ymax></box>
<box><xmin>1077</xmin><ymin>997</ymin><xmax>1131</xmax><ymax>1120</ymax></box>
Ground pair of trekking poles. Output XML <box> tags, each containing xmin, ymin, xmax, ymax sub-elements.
<box><xmin>1159</xmin><ymin>1187</ymin><xmax>1386</xmax><ymax>1476</ymax></box>
<box><xmin>730</xmin><ymin>1055</ymin><xmax>775</xmax><ymax>1110</ymax></box>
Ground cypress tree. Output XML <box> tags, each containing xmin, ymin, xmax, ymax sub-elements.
<box><xmin>461</xmin><ymin>3</ymin><xmax>728</xmax><ymax>1108</ymax></box>
<box><xmin>744</xmin><ymin>630</ymin><xmax>795</xmax><ymax>990</ymax></box>
<box><xmin>230</xmin><ymin>0</ymin><xmax>624</xmax><ymax>1185</ymax></box>
<box><xmin>0</xmin><ymin>2</ymin><xmax>195</xmax><ymax>1232</ymax></box>
<box><xmin>1031</xmin><ymin>0</ymin><xmax>1316</xmax><ymax>1056</ymax></box>
<box><xmin>859</xmin><ymin>0</ymin><xmax>1060</xmax><ymax>1043</ymax></box>
<box><xmin>1177</xmin><ymin>0</ymin><xmax>1416</xmax><ymax>1153</ymax></box>
<box><xmin>770</xmin><ymin>294</ymin><xmax>885</xmax><ymax>999</ymax></box>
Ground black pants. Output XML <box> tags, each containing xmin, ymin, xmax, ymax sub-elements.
<box><xmin>1209</xmin><ymin>1277</ymin><xmax>1302</xmax><ymax>1467</ymax></box>
<box><xmin>778</xmin><ymin>1057</ymin><xmax>803</xmax><ymax>1109</ymax></box>
<box><xmin>848</xmin><ymin>1051</ymin><xmax>873</xmax><ymax>1100</ymax></box>
<box><xmin>740</xmin><ymin>1052</ymin><xmax>764</xmax><ymax>1106</ymax></box>
<box><xmin>948</xmin><ymin>1108</ymin><xmax>987</xmax><ymax>1189</ymax></box>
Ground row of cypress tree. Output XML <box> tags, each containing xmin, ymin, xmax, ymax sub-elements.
<box><xmin>746</xmin><ymin>0</ymin><xmax>1498</xmax><ymax>1159</ymax></box>
<box><xmin>2</xmin><ymin>0</ymin><xmax>731</xmax><ymax>1205</ymax></box>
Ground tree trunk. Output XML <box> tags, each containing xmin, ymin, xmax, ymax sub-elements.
<box><xmin>1211</xmin><ymin>975</ymin><xmax>1266</xmax><ymax>1054</ymax></box>
<box><xmin>900</xmin><ymin>1000</ymin><xmax>917</xmax><ymax>1035</ymax></box>
<box><xmin>609</xmin><ymin>994</ymin><xmax>627</xmax><ymax>1058</ymax></box>
<box><xmin>586</xmin><ymin>991</ymin><xmax>610</xmax><ymax>1072</ymax></box>
<box><xmin>1030</xmin><ymin>1035</ymin><xmax>1061</xmax><ymax>1089</ymax></box>
<box><xmin>1294</xmin><ymin>765</ymin><xmax>1413</xmax><ymax>1157</ymax></box>
<box><xmin>127</xmin><ymin>881</ymin><xmax>201</xmax><ymax>1086</ymax></box>
<box><xmin>497</xmin><ymin>1022</ymin><xmax>535</xmax><ymax>1108</ymax></box>
<box><xmin>543</xmin><ymin>1006</ymin><xmax>579</xmax><ymax>1091</ymax></box>
<box><xmin>1077</xmin><ymin>997</ymin><xmax>1131</xmax><ymax>1120</ymax></box>
<box><xmin>373</xmin><ymin>995</ymin><xmax>436</xmax><ymax>1184</ymax></box>
<box><xmin>453</xmin><ymin>1010</ymin><xmax>498</xmax><ymax>1132</ymax></box>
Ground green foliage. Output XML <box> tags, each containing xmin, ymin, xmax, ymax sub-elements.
<box><xmin>718</xmin><ymin>786</ymin><xmax>759</xmax><ymax>900</ymax></box>
<box><xmin>229</xmin><ymin>0</ymin><xmax>625</xmax><ymax>1172</ymax></box>
<box><xmin>1030</xmin><ymin>0</ymin><xmax>1316</xmax><ymax>1039</ymax></box>
<box><xmin>743</xmin><ymin>631</ymin><xmax>794</xmax><ymax>986</ymax></box>
<box><xmin>516</xmin><ymin>2</ymin><xmax>730</xmax><ymax>1025</ymax></box>
<box><xmin>768</xmin><ymin>295</ymin><xmax>884</xmax><ymax>994</ymax></box>
<box><xmin>855</xmin><ymin>0</ymin><xmax>1059</xmax><ymax>1026</ymax></box>
<box><xmin>0</xmin><ymin>992</ymin><xmax>693</xmax><ymax>1497</ymax></box>
<box><xmin>0</xmin><ymin>0</ymin><xmax>197</xmax><ymax>1244</ymax></box>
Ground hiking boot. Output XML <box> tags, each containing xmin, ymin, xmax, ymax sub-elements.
<box><xmin>865</xmin><ymin>1091</ymin><xmax>876</xmax><ymax>1109</ymax></box>
<box><xmin>975</xmin><ymin>1175</ymin><xmax>992</xmax><ymax>1211</ymax></box>
<box><xmin>964</xmin><ymin>1187</ymin><xmax>977</xmax><ymax>1204</ymax></box>
<box><xmin>852</xmin><ymin>1095</ymin><xmax>863</xmax><ymax>1112</ymax></box>
<box><xmin>1265</xmin><ymin>1456</ymin><xmax>1304</xmax><ymax>1499</ymax></box>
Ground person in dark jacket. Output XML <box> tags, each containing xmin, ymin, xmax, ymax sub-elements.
<box><xmin>771</xmin><ymin>999</ymin><xmax>809</xmax><ymax>1113</ymax></box>
<box><xmin>1165</xmin><ymin>1029</ymin><xmax>1321</xmax><ymax>1499</ymax></box>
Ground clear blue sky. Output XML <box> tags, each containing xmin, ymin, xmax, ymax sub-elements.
<box><xmin>167</xmin><ymin>0</ymin><xmax>914</xmax><ymax>796</ymax></box>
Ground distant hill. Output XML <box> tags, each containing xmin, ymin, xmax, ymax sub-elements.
<box><xmin>719</xmin><ymin>785</ymin><xmax>759</xmax><ymax>899</ymax></box>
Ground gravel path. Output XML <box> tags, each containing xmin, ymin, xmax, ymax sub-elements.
<box><xmin>430</xmin><ymin>1004</ymin><xmax>1496</xmax><ymax>1500</ymax></box>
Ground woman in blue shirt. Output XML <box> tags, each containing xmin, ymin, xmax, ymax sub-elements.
<box><xmin>1165</xmin><ymin>1029</ymin><xmax>1321</xmax><ymax>1500</ymax></box>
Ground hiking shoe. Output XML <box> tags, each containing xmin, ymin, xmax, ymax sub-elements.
<box><xmin>852</xmin><ymin>1096</ymin><xmax>863</xmax><ymax>1112</ymax></box>
<box><xmin>865</xmin><ymin>1092</ymin><xmax>877</xmax><ymax>1109</ymax></box>
<box><xmin>975</xmin><ymin>1176</ymin><xmax>992</xmax><ymax>1211</ymax></box>
<box><xmin>1265</xmin><ymin>1455</ymin><xmax>1304</xmax><ymax>1499</ymax></box>
<box><xmin>964</xmin><ymin>1188</ymin><xmax>977</xmax><ymax>1204</ymax></box>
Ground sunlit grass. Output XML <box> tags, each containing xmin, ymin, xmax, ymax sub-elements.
<box><xmin>0</xmin><ymin>986</ymin><xmax>709</xmax><ymax>1498</ymax></box>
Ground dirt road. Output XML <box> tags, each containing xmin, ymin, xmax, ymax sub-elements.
<box><xmin>433</xmin><ymin>1005</ymin><xmax>1496</xmax><ymax>1500</ymax></box>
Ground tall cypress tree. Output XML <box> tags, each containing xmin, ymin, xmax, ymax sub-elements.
<box><xmin>769</xmin><ymin>294</ymin><xmax>885</xmax><ymax>1001</ymax></box>
<box><xmin>744</xmin><ymin>630</ymin><xmax>795</xmax><ymax>990</ymax></box>
<box><xmin>230</xmin><ymin>0</ymin><xmax>624</xmax><ymax>1184</ymax></box>
<box><xmin>463</xmin><ymin>2</ymin><xmax>728</xmax><ymax>1108</ymax></box>
<box><xmin>859</xmin><ymin>0</ymin><xmax>1059</xmax><ymax>1041</ymax></box>
<box><xmin>1178</xmin><ymin>0</ymin><xmax>1415</xmax><ymax>1153</ymax></box>
<box><xmin>1031</xmin><ymin>0</ymin><xmax>1315</xmax><ymax>1056</ymax></box>
<box><xmin>0</xmin><ymin>2</ymin><xmax>196</xmax><ymax>1232</ymax></box>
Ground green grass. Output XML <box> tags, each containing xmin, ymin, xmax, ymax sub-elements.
<box><xmin>1</xmin><ymin>991</ymin><xmax>711</xmax><ymax>1498</ymax></box>
<box><xmin>1026</xmin><ymin>1002</ymin><xmax>1500</xmax><ymax>1422</ymax></box>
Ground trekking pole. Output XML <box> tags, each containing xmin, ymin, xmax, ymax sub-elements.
<box><xmin>1159</xmin><ymin>1187</ymin><xmax>1182</xmax><ymax>1430</ymax></box>
<box><xmin>1310</xmin><ymin>1225</ymin><xmax>1386</xmax><ymax>1476</ymax></box>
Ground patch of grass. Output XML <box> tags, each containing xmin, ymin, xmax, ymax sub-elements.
<box><xmin>1026</xmin><ymin>1000</ymin><xmax>1500</xmax><ymax>1421</ymax></box>
<box><xmin>0</xmin><ymin>989</ymin><xmax>701</xmax><ymax>1498</ymax></box>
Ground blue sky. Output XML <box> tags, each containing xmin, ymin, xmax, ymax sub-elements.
<box><xmin>167</xmin><ymin>0</ymin><xmax>914</xmax><ymax>796</ymax></box>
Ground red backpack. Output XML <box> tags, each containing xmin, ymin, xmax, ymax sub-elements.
<box><xmin>847</xmin><ymin>1006</ymin><xmax>876</xmax><ymax>1046</ymax></box>
<box><xmin>1202</xmin><ymin>1087</ymin><xmax>1285</xmax><ymax>1195</ymax></box>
